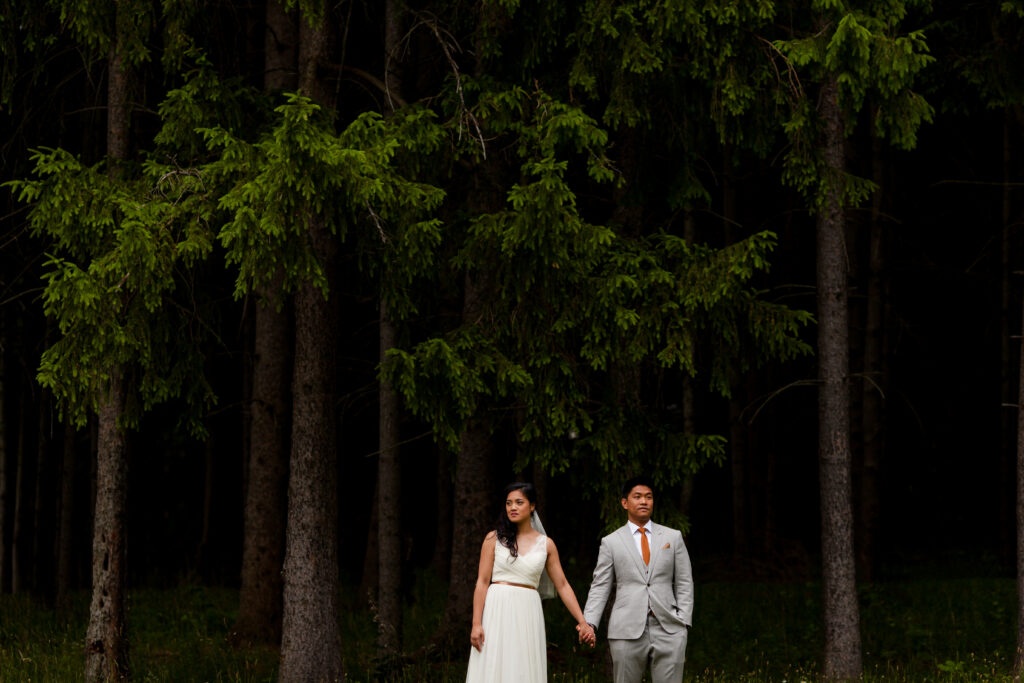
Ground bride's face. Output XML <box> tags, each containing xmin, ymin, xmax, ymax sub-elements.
<box><xmin>505</xmin><ymin>490</ymin><xmax>535</xmax><ymax>524</ymax></box>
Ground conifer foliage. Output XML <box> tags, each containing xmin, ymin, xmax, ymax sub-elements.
<box><xmin>9</xmin><ymin>0</ymin><xmax>1003</xmax><ymax>680</ymax></box>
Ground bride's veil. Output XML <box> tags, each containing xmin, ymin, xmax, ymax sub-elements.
<box><xmin>530</xmin><ymin>511</ymin><xmax>556</xmax><ymax>599</ymax></box>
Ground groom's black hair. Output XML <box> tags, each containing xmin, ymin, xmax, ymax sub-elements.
<box><xmin>621</xmin><ymin>475</ymin><xmax>655</xmax><ymax>499</ymax></box>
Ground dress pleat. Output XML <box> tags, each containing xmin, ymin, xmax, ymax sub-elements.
<box><xmin>465</xmin><ymin>535</ymin><xmax>548</xmax><ymax>683</ymax></box>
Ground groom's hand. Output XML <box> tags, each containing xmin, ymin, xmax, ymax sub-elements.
<box><xmin>576</xmin><ymin>622</ymin><xmax>596</xmax><ymax>648</ymax></box>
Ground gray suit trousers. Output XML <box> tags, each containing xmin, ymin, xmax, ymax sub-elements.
<box><xmin>608</xmin><ymin>612</ymin><xmax>688</xmax><ymax>683</ymax></box>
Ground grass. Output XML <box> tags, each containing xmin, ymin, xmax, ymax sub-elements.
<box><xmin>0</xmin><ymin>586</ymin><xmax>278</xmax><ymax>682</ymax></box>
<box><xmin>0</xmin><ymin>574</ymin><xmax>1019</xmax><ymax>681</ymax></box>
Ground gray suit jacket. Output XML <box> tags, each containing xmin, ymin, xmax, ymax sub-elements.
<box><xmin>583</xmin><ymin>522</ymin><xmax>693</xmax><ymax>639</ymax></box>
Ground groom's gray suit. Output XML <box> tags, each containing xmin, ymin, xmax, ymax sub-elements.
<box><xmin>583</xmin><ymin>521</ymin><xmax>693</xmax><ymax>683</ymax></box>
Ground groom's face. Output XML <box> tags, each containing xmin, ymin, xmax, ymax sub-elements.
<box><xmin>622</xmin><ymin>485</ymin><xmax>654</xmax><ymax>525</ymax></box>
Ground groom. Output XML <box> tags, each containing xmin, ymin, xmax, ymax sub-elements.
<box><xmin>581</xmin><ymin>476</ymin><xmax>693</xmax><ymax>683</ymax></box>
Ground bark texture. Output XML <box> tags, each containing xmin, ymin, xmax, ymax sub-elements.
<box><xmin>432</xmin><ymin>10</ymin><xmax>504</xmax><ymax>647</ymax></box>
<box><xmin>264</xmin><ymin>0</ymin><xmax>298</xmax><ymax>93</ymax></box>
<box><xmin>193</xmin><ymin>436</ymin><xmax>215</xmax><ymax>573</ymax></box>
<box><xmin>437</xmin><ymin>416</ymin><xmax>493</xmax><ymax>650</ymax></box>
<box><xmin>234</xmin><ymin>290</ymin><xmax>290</xmax><ymax>645</ymax></box>
<box><xmin>430</xmin><ymin>445</ymin><xmax>453</xmax><ymax>582</ymax></box>
<box><xmin>376</xmin><ymin>0</ymin><xmax>405</xmax><ymax>657</ymax></box>
<box><xmin>232</xmin><ymin>0</ymin><xmax>297</xmax><ymax>646</ymax></box>
<box><xmin>377</xmin><ymin>298</ymin><xmax>403</xmax><ymax>655</ymax></box>
<box><xmin>817</xmin><ymin>74</ymin><xmax>862</xmax><ymax>681</ymax></box>
<box><xmin>858</xmin><ymin>129</ymin><xmax>886</xmax><ymax>582</ymax></box>
<box><xmin>1015</xmin><ymin>288</ymin><xmax>1024</xmax><ymax>677</ymax></box>
<box><xmin>32</xmin><ymin>396</ymin><xmax>48</xmax><ymax>594</ymax></box>
<box><xmin>85</xmin><ymin>20</ymin><xmax>133</xmax><ymax>678</ymax></box>
<box><xmin>278</xmin><ymin>15</ymin><xmax>343</xmax><ymax>681</ymax></box>
<box><xmin>11</xmin><ymin>398</ymin><xmax>24</xmax><ymax>594</ymax></box>
<box><xmin>678</xmin><ymin>368</ymin><xmax>696</xmax><ymax>518</ymax></box>
<box><xmin>1004</xmin><ymin>111</ymin><xmax>1016</xmax><ymax>561</ymax></box>
<box><xmin>279</xmin><ymin>222</ymin><xmax>342</xmax><ymax>682</ymax></box>
<box><xmin>358</xmin><ymin>493</ymin><xmax>379</xmax><ymax>605</ymax></box>
<box><xmin>56</xmin><ymin>421</ymin><xmax>76</xmax><ymax>610</ymax></box>
<box><xmin>722</xmin><ymin>165</ymin><xmax>749</xmax><ymax>557</ymax></box>
<box><xmin>0</xmin><ymin>350</ymin><xmax>6</xmax><ymax>593</ymax></box>
<box><xmin>85</xmin><ymin>372</ymin><xmax>129</xmax><ymax>682</ymax></box>
<box><xmin>432</xmin><ymin>235</ymin><xmax>496</xmax><ymax>649</ymax></box>
<box><xmin>106</xmin><ymin>46</ymin><xmax>130</xmax><ymax>162</ymax></box>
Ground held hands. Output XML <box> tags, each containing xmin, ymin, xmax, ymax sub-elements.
<box><xmin>470</xmin><ymin>624</ymin><xmax>485</xmax><ymax>652</ymax></box>
<box><xmin>576</xmin><ymin>622</ymin><xmax>596</xmax><ymax>648</ymax></box>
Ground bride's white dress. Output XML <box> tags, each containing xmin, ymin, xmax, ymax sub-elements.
<box><xmin>465</xmin><ymin>534</ymin><xmax>548</xmax><ymax>683</ymax></box>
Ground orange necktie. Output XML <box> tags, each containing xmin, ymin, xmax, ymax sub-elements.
<box><xmin>639</xmin><ymin>527</ymin><xmax>650</xmax><ymax>565</ymax></box>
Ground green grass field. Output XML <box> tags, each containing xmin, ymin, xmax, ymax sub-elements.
<box><xmin>0</xmin><ymin>575</ymin><xmax>1018</xmax><ymax>681</ymax></box>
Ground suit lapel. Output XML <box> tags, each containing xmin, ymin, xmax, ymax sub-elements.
<box><xmin>616</xmin><ymin>525</ymin><xmax>648</xmax><ymax>578</ymax></box>
<box><xmin>647</xmin><ymin>522</ymin><xmax>663</xmax><ymax>572</ymax></box>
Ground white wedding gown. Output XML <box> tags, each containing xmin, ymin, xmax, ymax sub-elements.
<box><xmin>465</xmin><ymin>534</ymin><xmax>548</xmax><ymax>683</ymax></box>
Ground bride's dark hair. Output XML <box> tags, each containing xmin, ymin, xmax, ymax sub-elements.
<box><xmin>495</xmin><ymin>481</ymin><xmax>536</xmax><ymax>559</ymax></box>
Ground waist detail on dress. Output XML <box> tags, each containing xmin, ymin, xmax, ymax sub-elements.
<box><xmin>491</xmin><ymin>580</ymin><xmax>535</xmax><ymax>590</ymax></box>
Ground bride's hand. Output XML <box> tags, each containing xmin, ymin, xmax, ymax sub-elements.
<box><xmin>471</xmin><ymin>624</ymin><xmax>485</xmax><ymax>651</ymax></box>
<box><xmin>576</xmin><ymin>622</ymin><xmax>596</xmax><ymax>647</ymax></box>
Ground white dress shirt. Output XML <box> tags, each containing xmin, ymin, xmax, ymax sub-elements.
<box><xmin>626</xmin><ymin>519</ymin><xmax>653</xmax><ymax>561</ymax></box>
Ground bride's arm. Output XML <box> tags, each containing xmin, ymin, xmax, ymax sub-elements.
<box><xmin>470</xmin><ymin>531</ymin><xmax>496</xmax><ymax>652</ymax></box>
<box><xmin>545</xmin><ymin>538</ymin><xmax>596</xmax><ymax>647</ymax></box>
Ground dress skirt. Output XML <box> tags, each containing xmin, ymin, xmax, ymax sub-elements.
<box><xmin>465</xmin><ymin>583</ymin><xmax>547</xmax><ymax>683</ymax></box>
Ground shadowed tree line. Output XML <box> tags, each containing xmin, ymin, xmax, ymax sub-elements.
<box><xmin>1</xmin><ymin>1</ymin><xmax>1024</xmax><ymax>681</ymax></box>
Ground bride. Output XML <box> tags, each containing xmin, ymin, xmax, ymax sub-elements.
<box><xmin>466</xmin><ymin>482</ymin><xmax>595</xmax><ymax>682</ymax></box>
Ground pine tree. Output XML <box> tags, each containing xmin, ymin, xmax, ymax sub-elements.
<box><xmin>771</xmin><ymin>2</ymin><xmax>934</xmax><ymax>677</ymax></box>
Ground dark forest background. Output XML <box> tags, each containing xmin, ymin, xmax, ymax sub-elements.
<box><xmin>1</xmin><ymin>0</ymin><xmax>1023</xmax><ymax>680</ymax></box>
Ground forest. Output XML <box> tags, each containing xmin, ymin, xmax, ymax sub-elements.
<box><xmin>1</xmin><ymin>0</ymin><xmax>1023</xmax><ymax>681</ymax></box>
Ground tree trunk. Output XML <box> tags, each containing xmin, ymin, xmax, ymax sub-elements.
<box><xmin>377</xmin><ymin>298</ymin><xmax>403</xmax><ymax>657</ymax></box>
<box><xmin>358</xmin><ymin>493</ymin><xmax>379</xmax><ymax>605</ymax></box>
<box><xmin>758</xmin><ymin>407</ymin><xmax>777</xmax><ymax>560</ymax></box>
<box><xmin>193</xmin><ymin>435</ymin><xmax>215</xmax><ymax>577</ymax></box>
<box><xmin>1015</xmin><ymin>287</ymin><xmax>1024</xmax><ymax>677</ymax></box>
<box><xmin>432</xmin><ymin>262</ymin><xmax>495</xmax><ymax>652</ymax></box>
<box><xmin>677</xmin><ymin>187</ymin><xmax>699</xmax><ymax>519</ymax></box>
<box><xmin>264</xmin><ymin>0</ymin><xmax>298</xmax><ymax>93</ymax></box>
<box><xmin>32</xmin><ymin>394</ymin><xmax>50</xmax><ymax>597</ymax></box>
<box><xmin>858</xmin><ymin>127</ymin><xmax>886</xmax><ymax>582</ymax></box>
<box><xmin>85</xmin><ymin>371</ymin><xmax>129</xmax><ymax>682</ymax></box>
<box><xmin>376</xmin><ymin>0</ymin><xmax>405</xmax><ymax>659</ymax></box>
<box><xmin>56</xmin><ymin>421</ymin><xmax>76</xmax><ymax>611</ymax></box>
<box><xmin>1003</xmin><ymin>110</ymin><xmax>1015</xmax><ymax>562</ymax></box>
<box><xmin>722</xmin><ymin>154</ymin><xmax>750</xmax><ymax>559</ymax></box>
<box><xmin>234</xmin><ymin>289</ymin><xmax>290</xmax><ymax>646</ymax></box>
<box><xmin>532</xmin><ymin>460</ymin><xmax>549</xmax><ymax>515</ymax></box>
<box><xmin>430</xmin><ymin>445</ymin><xmax>453</xmax><ymax>582</ymax></box>
<box><xmin>89</xmin><ymin>418</ymin><xmax>98</xmax><ymax>568</ymax></box>
<box><xmin>679</xmin><ymin>348</ymin><xmax>696</xmax><ymax>518</ymax></box>
<box><xmin>0</xmin><ymin>346</ymin><xmax>6</xmax><ymax>594</ymax></box>
<box><xmin>429</xmin><ymin>3</ymin><xmax>506</xmax><ymax>650</ymax></box>
<box><xmin>106</xmin><ymin>40</ymin><xmax>130</xmax><ymax>162</ymax></box>
<box><xmin>279</xmin><ymin>223</ymin><xmax>342</xmax><ymax>682</ymax></box>
<box><xmin>383</xmin><ymin>0</ymin><xmax>404</xmax><ymax>112</ymax></box>
<box><xmin>85</xmin><ymin>18</ymin><xmax>132</xmax><ymax>679</ymax></box>
<box><xmin>435</xmin><ymin>417</ymin><xmax>493</xmax><ymax>651</ymax></box>
<box><xmin>11</xmin><ymin>394</ymin><xmax>24</xmax><ymax>595</ymax></box>
<box><xmin>279</xmin><ymin>15</ymin><xmax>342</xmax><ymax>681</ymax></box>
<box><xmin>232</xmin><ymin>0</ymin><xmax>297</xmax><ymax>648</ymax></box>
<box><xmin>728</xmin><ymin>375</ymin><xmax>749</xmax><ymax>558</ymax></box>
<box><xmin>845</xmin><ymin>154</ymin><xmax>866</xmax><ymax>580</ymax></box>
<box><xmin>817</xmin><ymin>73</ymin><xmax>862</xmax><ymax>680</ymax></box>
